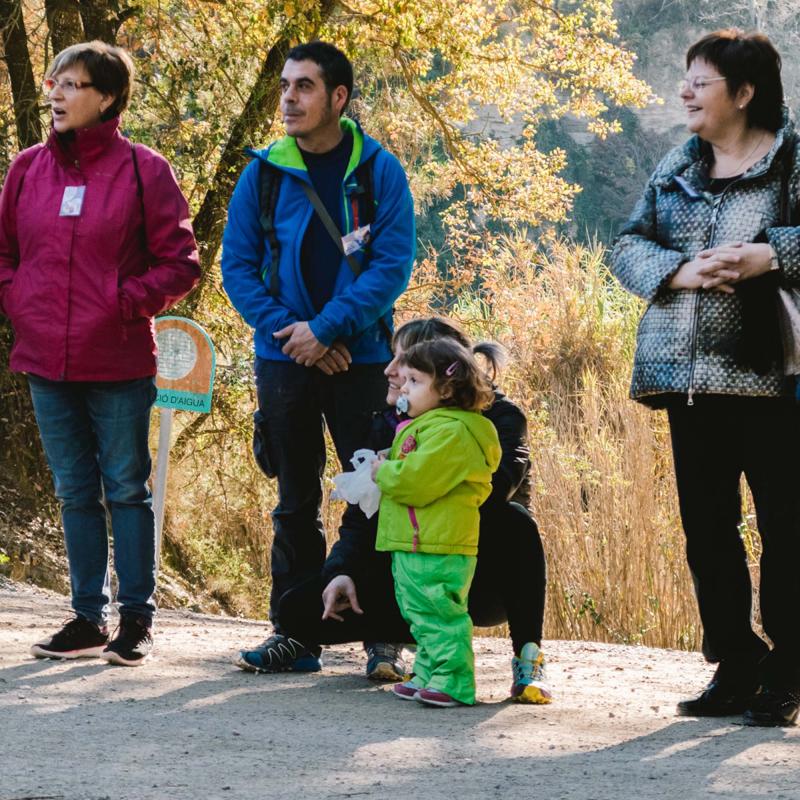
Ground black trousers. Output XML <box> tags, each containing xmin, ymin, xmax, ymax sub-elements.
<box><xmin>668</xmin><ymin>395</ymin><xmax>800</xmax><ymax>689</ymax></box>
<box><xmin>280</xmin><ymin>500</ymin><xmax>546</xmax><ymax>656</ymax></box>
<box><xmin>254</xmin><ymin>357</ymin><xmax>389</xmax><ymax>632</ymax></box>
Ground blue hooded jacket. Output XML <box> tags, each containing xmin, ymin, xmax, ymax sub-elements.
<box><xmin>221</xmin><ymin>118</ymin><xmax>416</xmax><ymax>363</ymax></box>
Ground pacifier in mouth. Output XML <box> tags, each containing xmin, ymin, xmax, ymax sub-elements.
<box><xmin>395</xmin><ymin>395</ymin><xmax>409</xmax><ymax>414</ymax></box>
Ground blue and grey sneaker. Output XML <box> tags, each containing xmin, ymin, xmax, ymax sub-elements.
<box><xmin>236</xmin><ymin>634</ymin><xmax>322</xmax><ymax>673</ymax></box>
<box><xmin>364</xmin><ymin>642</ymin><xmax>407</xmax><ymax>682</ymax></box>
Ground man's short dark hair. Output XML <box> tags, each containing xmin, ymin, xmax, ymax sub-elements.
<box><xmin>286</xmin><ymin>41</ymin><xmax>353</xmax><ymax>113</ymax></box>
<box><xmin>686</xmin><ymin>29</ymin><xmax>784</xmax><ymax>133</ymax></box>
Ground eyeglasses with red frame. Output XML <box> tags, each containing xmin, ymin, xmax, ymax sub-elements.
<box><xmin>42</xmin><ymin>77</ymin><xmax>96</xmax><ymax>96</ymax></box>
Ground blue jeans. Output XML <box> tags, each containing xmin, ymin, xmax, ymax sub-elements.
<box><xmin>28</xmin><ymin>375</ymin><xmax>158</xmax><ymax>626</ymax></box>
<box><xmin>254</xmin><ymin>358</ymin><xmax>388</xmax><ymax>632</ymax></box>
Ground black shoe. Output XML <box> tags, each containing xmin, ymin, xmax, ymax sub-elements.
<box><xmin>677</xmin><ymin>665</ymin><xmax>760</xmax><ymax>717</ymax></box>
<box><xmin>743</xmin><ymin>687</ymin><xmax>800</xmax><ymax>727</ymax></box>
<box><xmin>101</xmin><ymin>613</ymin><xmax>153</xmax><ymax>667</ymax></box>
<box><xmin>30</xmin><ymin>616</ymin><xmax>109</xmax><ymax>659</ymax></box>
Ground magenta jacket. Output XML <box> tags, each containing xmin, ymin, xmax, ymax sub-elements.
<box><xmin>0</xmin><ymin>117</ymin><xmax>200</xmax><ymax>381</ymax></box>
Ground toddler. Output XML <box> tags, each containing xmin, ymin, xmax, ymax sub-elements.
<box><xmin>373</xmin><ymin>338</ymin><xmax>501</xmax><ymax>707</ymax></box>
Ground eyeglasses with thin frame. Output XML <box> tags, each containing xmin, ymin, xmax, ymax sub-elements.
<box><xmin>42</xmin><ymin>77</ymin><xmax>96</xmax><ymax>96</ymax></box>
<box><xmin>678</xmin><ymin>76</ymin><xmax>727</xmax><ymax>94</ymax></box>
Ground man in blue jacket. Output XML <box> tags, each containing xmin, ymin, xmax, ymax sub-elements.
<box><xmin>222</xmin><ymin>41</ymin><xmax>415</xmax><ymax>673</ymax></box>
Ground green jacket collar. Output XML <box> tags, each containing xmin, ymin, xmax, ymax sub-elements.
<box><xmin>266</xmin><ymin>117</ymin><xmax>365</xmax><ymax>179</ymax></box>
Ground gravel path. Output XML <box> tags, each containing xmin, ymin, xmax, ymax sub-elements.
<box><xmin>1</xmin><ymin>579</ymin><xmax>798</xmax><ymax>800</ymax></box>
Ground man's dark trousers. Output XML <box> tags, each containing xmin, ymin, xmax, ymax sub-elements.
<box><xmin>255</xmin><ymin>357</ymin><xmax>388</xmax><ymax>633</ymax></box>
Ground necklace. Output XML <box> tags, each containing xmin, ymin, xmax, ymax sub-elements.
<box><xmin>714</xmin><ymin>132</ymin><xmax>766</xmax><ymax>178</ymax></box>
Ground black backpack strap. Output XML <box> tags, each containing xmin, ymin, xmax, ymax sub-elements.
<box><xmin>357</xmin><ymin>156</ymin><xmax>392</xmax><ymax>343</ymax></box>
<box><xmin>130</xmin><ymin>141</ymin><xmax>143</xmax><ymax>200</ymax></box>
<box><xmin>353</xmin><ymin>156</ymin><xmax>376</xmax><ymax>227</ymax></box>
<box><xmin>129</xmin><ymin>142</ymin><xmax>148</xmax><ymax>252</ymax></box>
<box><xmin>353</xmin><ymin>154</ymin><xmax>392</xmax><ymax>343</ymax></box>
<box><xmin>258</xmin><ymin>159</ymin><xmax>283</xmax><ymax>296</ymax></box>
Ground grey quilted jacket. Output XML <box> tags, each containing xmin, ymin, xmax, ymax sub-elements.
<box><xmin>611</xmin><ymin>114</ymin><xmax>800</xmax><ymax>405</ymax></box>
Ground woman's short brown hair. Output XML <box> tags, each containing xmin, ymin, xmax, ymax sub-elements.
<box><xmin>686</xmin><ymin>29</ymin><xmax>783</xmax><ymax>133</ymax></box>
<box><xmin>47</xmin><ymin>41</ymin><xmax>135</xmax><ymax>121</ymax></box>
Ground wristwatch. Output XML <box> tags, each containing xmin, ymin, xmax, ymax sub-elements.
<box><xmin>769</xmin><ymin>245</ymin><xmax>780</xmax><ymax>271</ymax></box>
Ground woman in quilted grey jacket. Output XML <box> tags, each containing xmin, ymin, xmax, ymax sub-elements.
<box><xmin>612</xmin><ymin>30</ymin><xmax>800</xmax><ymax>728</ymax></box>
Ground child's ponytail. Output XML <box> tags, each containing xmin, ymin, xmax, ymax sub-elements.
<box><xmin>472</xmin><ymin>341</ymin><xmax>506</xmax><ymax>384</ymax></box>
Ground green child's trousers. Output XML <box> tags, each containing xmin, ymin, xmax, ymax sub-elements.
<box><xmin>391</xmin><ymin>550</ymin><xmax>478</xmax><ymax>705</ymax></box>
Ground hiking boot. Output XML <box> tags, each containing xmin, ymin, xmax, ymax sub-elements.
<box><xmin>392</xmin><ymin>679</ymin><xmax>422</xmax><ymax>700</ymax></box>
<box><xmin>676</xmin><ymin>661</ymin><xmax>760</xmax><ymax>717</ymax></box>
<box><xmin>743</xmin><ymin>687</ymin><xmax>800</xmax><ymax>727</ymax></box>
<box><xmin>101</xmin><ymin>614</ymin><xmax>153</xmax><ymax>667</ymax></box>
<box><xmin>365</xmin><ymin>642</ymin><xmax>407</xmax><ymax>682</ymax></box>
<box><xmin>236</xmin><ymin>634</ymin><xmax>322</xmax><ymax>673</ymax></box>
<box><xmin>416</xmin><ymin>687</ymin><xmax>462</xmax><ymax>707</ymax></box>
<box><xmin>510</xmin><ymin>642</ymin><xmax>553</xmax><ymax>704</ymax></box>
<box><xmin>30</xmin><ymin>616</ymin><xmax>109</xmax><ymax>660</ymax></box>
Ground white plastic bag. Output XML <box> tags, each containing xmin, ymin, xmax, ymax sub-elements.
<box><xmin>331</xmin><ymin>448</ymin><xmax>383</xmax><ymax>519</ymax></box>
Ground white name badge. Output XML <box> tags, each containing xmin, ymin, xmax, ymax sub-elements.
<box><xmin>59</xmin><ymin>186</ymin><xmax>86</xmax><ymax>217</ymax></box>
<box><xmin>342</xmin><ymin>224</ymin><xmax>371</xmax><ymax>256</ymax></box>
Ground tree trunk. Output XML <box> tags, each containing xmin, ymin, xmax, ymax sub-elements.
<box><xmin>79</xmin><ymin>0</ymin><xmax>139</xmax><ymax>43</ymax></box>
<box><xmin>45</xmin><ymin>0</ymin><xmax>85</xmax><ymax>53</ymax></box>
<box><xmin>186</xmin><ymin>0</ymin><xmax>338</xmax><ymax>310</ymax></box>
<box><xmin>0</xmin><ymin>0</ymin><xmax>43</xmax><ymax>148</ymax></box>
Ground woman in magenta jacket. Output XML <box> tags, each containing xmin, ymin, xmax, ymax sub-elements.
<box><xmin>0</xmin><ymin>41</ymin><xmax>200</xmax><ymax>666</ymax></box>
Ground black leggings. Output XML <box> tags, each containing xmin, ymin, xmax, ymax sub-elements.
<box><xmin>280</xmin><ymin>500</ymin><xmax>546</xmax><ymax>656</ymax></box>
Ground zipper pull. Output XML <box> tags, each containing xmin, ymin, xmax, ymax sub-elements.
<box><xmin>687</xmin><ymin>388</ymin><xmax>694</xmax><ymax>407</ymax></box>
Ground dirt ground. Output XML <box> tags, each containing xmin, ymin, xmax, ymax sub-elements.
<box><xmin>1</xmin><ymin>578</ymin><xmax>798</xmax><ymax>800</ymax></box>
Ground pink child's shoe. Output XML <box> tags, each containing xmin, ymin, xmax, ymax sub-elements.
<box><xmin>416</xmin><ymin>687</ymin><xmax>462</xmax><ymax>707</ymax></box>
<box><xmin>392</xmin><ymin>680</ymin><xmax>421</xmax><ymax>700</ymax></box>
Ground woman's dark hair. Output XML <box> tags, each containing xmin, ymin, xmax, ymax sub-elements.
<box><xmin>286</xmin><ymin>41</ymin><xmax>353</xmax><ymax>112</ymax></box>
<box><xmin>686</xmin><ymin>29</ymin><xmax>783</xmax><ymax>132</ymax></box>
<box><xmin>393</xmin><ymin>316</ymin><xmax>506</xmax><ymax>383</ymax></box>
<box><xmin>47</xmin><ymin>41</ymin><xmax>134</xmax><ymax>121</ymax></box>
<box><xmin>399</xmin><ymin>339</ymin><xmax>495</xmax><ymax>413</ymax></box>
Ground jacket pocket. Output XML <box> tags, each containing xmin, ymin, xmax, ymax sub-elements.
<box><xmin>407</xmin><ymin>506</ymin><xmax>420</xmax><ymax>552</ymax></box>
<box><xmin>252</xmin><ymin>409</ymin><xmax>277</xmax><ymax>478</ymax></box>
<box><xmin>102</xmin><ymin>269</ymin><xmax>127</xmax><ymax>341</ymax></box>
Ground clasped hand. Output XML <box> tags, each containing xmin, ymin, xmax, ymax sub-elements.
<box><xmin>669</xmin><ymin>242</ymin><xmax>774</xmax><ymax>294</ymax></box>
<box><xmin>273</xmin><ymin>321</ymin><xmax>352</xmax><ymax>374</ymax></box>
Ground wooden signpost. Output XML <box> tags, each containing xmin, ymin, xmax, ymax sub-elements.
<box><xmin>152</xmin><ymin>317</ymin><xmax>216</xmax><ymax>572</ymax></box>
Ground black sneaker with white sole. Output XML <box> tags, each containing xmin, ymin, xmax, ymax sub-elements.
<box><xmin>30</xmin><ymin>616</ymin><xmax>109</xmax><ymax>660</ymax></box>
<box><xmin>101</xmin><ymin>613</ymin><xmax>153</xmax><ymax>667</ymax></box>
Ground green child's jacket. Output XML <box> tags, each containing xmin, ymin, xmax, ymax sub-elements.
<box><xmin>374</xmin><ymin>407</ymin><xmax>501</xmax><ymax>556</ymax></box>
